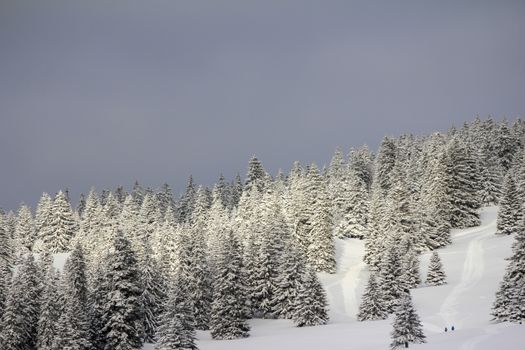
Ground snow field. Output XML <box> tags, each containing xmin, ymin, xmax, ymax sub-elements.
<box><xmin>144</xmin><ymin>206</ymin><xmax>524</xmax><ymax>349</ymax></box>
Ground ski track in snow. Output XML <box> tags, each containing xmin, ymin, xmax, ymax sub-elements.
<box><xmin>438</xmin><ymin>227</ymin><xmax>490</xmax><ymax>328</ymax></box>
<box><xmin>323</xmin><ymin>239</ymin><xmax>366</xmax><ymax>321</ymax></box>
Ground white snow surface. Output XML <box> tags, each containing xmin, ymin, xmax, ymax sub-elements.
<box><xmin>145</xmin><ymin>206</ymin><xmax>524</xmax><ymax>349</ymax></box>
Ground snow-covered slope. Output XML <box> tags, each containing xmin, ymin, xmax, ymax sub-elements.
<box><xmin>145</xmin><ymin>206</ymin><xmax>524</xmax><ymax>349</ymax></box>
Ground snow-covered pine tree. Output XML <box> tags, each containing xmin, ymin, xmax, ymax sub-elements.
<box><xmin>420</xmin><ymin>150</ymin><xmax>452</xmax><ymax>250</ymax></box>
<box><xmin>364</xmin><ymin>179</ymin><xmax>386</xmax><ymax>268</ymax></box>
<box><xmin>178</xmin><ymin>175</ymin><xmax>197</xmax><ymax>223</ymax></box>
<box><xmin>375</xmin><ymin>136</ymin><xmax>397</xmax><ymax>195</ymax></box>
<box><xmin>244</xmin><ymin>155</ymin><xmax>267</xmax><ymax>193</ymax></box>
<box><xmin>77</xmin><ymin>192</ymin><xmax>86</xmax><ymax>217</ymax></box>
<box><xmin>0</xmin><ymin>265</ymin><xmax>10</xmax><ymax>322</ymax></box>
<box><xmin>154</xmin><ymin>275</ymin><xmax>197</xmax><ymax>350</ymax></box>
<box><xmin>0</xmin><ymin>214</ymin><xmax>13</xmax><ymax>271</ymax></box>
<box><xmin>140</xmin><ymin>243</ymin><xmax>167</xmax><ymax>342</ymax></box>
<box><xmin>426</xmin><ymin>251</ymin><xmax>447</xmax><ymax>286</ymax></box>
<box><xmin>379</xmin><ymin>241</ymin><xmax>404</xmax><ymax>313</ymax></box>
<box><xmin>272</xmin><ymin>239</ymin><xmax>305</xmax><ymax>319</ymax></box>
<box><xmin>348</xmin><ymin>145</ymin><xmax>374</xmax><ymax>192</ymax></box>
<box><xmin>306</xmin><ymin>164</ymin><xmax>336</xmax><ymax>273</ymax></box>
<box><xmin>37</xmin><ymin>258</ymin><xmax>61</xmax><ymax>350</ymax></box>
<box><xmin>52</xmin><ymin>244</ymin><xmax>91</xmax><ymax>350</ymax></box>
<box><xmin>390</xmin><ymin>292</ymin><xmax>426</xmax><ymax>349</ymax></box>
<box><xmin>131</xmin><ymin>181</ymin><xmax>146</xmax><ymax>207</ymax></box>
<box><xmin>88</xmin><ymin>264</ymin><xmax>109</xmax><ymax>350</ymax></box>
<box><xmin>157</xmin><ymin>183</ymin><xmax>176</xmax><ymax>217</ymax></box>
<box><xmin>15</xmin><ymin>204</ymin><xmax>35</xmax><ymax>252</ymax></box>
<box><xmin>182</xmin><ymin>225</ymin><xmax>212</xmax><ymax>330</ymax></box>
<box><xmin>327</xmin><ymin>148</ymin><xmax>348</xmax><ymax>238</ymax></box>
<box><xmin>292</xmin><ymin>267</ymin><xmax>329</xmax><ymax>327</ymax></box>
<box><xmin>496</xmin><ymin>172</ymin><xmax>520</xmax><ymax>235</ymax></box>
<box><xmin>34</xmin><ymin>192</ymin><xmax>54</xmax><ymax>252</ymax></box>
<box><xmin>0</xmin><ymin>254</ymin><xmax>40</xmax><ymax>350</ymax></box>
<box><xmin>338</xmin><ymin>170</ymin><xmax>369</xmax><ymax>239</ymax></box>
<box><xmin>400</xmin><ymin>249</ymin><xmax>421</xmax><ymax>290</ymax></box>
<box><xmin>357</xmin><ymin>272</ymin><xmax>388</xmax><ymax>321</ymax></box>
<box><xmin>210</xmin><ymin>230</ymin><xmax>250</xmax><ymax>340</ymax></box>
<box><xmin>248</xmin><ymin>190</ymin><xmax>288</xmax><ymax>318</ymax></box>
<box><xmin>492</xmin><ymin>203</ymin><xmax>525</xmax><ymax>322</ymax></box>
<box><xmin>445</xmin><ymin>137</ymin><xmax>481</xmax><ymax>229</ymax></box>
<box><xmin>102</xmin><ymin>232</ymin><xmax>144</xmax><ymax>350</ymax></box>
<box><xmin>45</xmin><ymin>190</ymin><xmax>78</xmax><ymax>253</ymax></box>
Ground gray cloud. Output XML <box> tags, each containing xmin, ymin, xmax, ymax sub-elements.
<box><xmin>1</xmin><ymin>0</ymin><xmax>524</xmax><ymax>210</ymax></box>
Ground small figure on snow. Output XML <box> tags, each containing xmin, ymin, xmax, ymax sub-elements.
<box><xmin>444</xmin><ymin>327</ymin><xmax>448</xmax><ymax>332</ymax></box>
<box><xmin>451</xmin><ymin>325</ymin><xmax>455</xmax><ymax>331</ymax></box>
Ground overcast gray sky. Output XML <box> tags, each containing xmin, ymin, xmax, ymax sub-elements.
<box><xmin>1</xmin><ymin>0</ymin><xmax>524</xmax><ymax>211</ymax></box>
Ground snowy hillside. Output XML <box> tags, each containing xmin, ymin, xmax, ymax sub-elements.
<box><xmin>144</xmin><ymin>207</ymin><xmax>523</xmax><ymax>350</ymax></box>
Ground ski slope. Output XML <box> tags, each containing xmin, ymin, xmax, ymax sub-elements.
<box><xmin>145</xmin><ymin>206</ymin><xmax>524</xmax><ymax>349</ymax></box>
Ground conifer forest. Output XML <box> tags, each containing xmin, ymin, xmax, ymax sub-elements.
<box><xmin>0</xmin><ymin>116</ymin><xmax>524</xmax><ymax>349</ymax></box>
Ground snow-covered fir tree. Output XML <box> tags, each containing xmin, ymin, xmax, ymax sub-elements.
<box><xmin>496</xmin><ymin>172</ymin><xmax>520</xmax><ymax>235</ymax></box>
<box><xmin>305</xmin><ymin>164</ymin><xmax>336</xmax><ymax>273</ymax></box>
<box><xmin>292</xmin><ymin>267</ymin><xmax>329</xmax><ymax>327</ymax></box>
<box><xmin>426</xmin><ymin>251</ymin><xmax>447</xmax><ymax>286</ymax></box>
<box><xmin>140</xmin><ymin>243</ymin><xmax>168</xmax><ymax>342</ymax></box>
<box><xmin>210</xmin><ymin>230</ymin><xmax>250</xmax><ymax>340</ymax></box>
<box><xmin>0</xmin><ymin>254</ymin><xmax>40</xmax><ymax>350</ymax></box>
<box><xmin>445</xmin><ymin>137</ymin><xmax>481</xmax><ymax>229</ymax></box>
<box><xmin>272</xmin><ymin>240</ymin><xmax>305</xmax><ymax>319</ymax></box>
<box><xmin>88</xmin><ymin>264</ymin><xmax>109</xmax><ymax>350</ymax></box>
<box><xmin>390</xmin><ymin>292</ymin><xmax>426</xmax><ymax>349</ymax></box>
<box><xmin>492</xmin><ymin>203</ymin><xmax>525</xmax><ymax>322</ymax></box>
<box><xmin>44</xmin><ymin>190</ymin><xmax>78</xmax><ymax>253</ymax></box>
<box><xmin>37</xmin><ymin>258</ymin><xmax>61</xmax><ymax>350</ymax></box>
<box><xmin>34</xmin><ymin>192</ymin><xmax>54</xmax><ymax>252</ymax></box>
<box><xmin>400</xmin><ymin>249</ymin><xmax>422</xmax><ymax>290</ymax></box>
<box><xmin>357</xmin><ymin>272</ymin><xmax>388</xmax><ymax>321</ymax></box>
<box><xmin>52</xmin><ymin>244</ymin><xmax>91</xmax><ymax>350</ymax></box>
<box><xmin>15</xmin><ymin>204</ymin><xmax>35</xmax><ymax>251</ymax></box>
<box><xmin>177</xmin><ymin>224</ymin><xmax>212</xmax><ymax>330</ymax></box>
<box><xmin>178</xmin><ymin>175</ymin><xmax>197</xmax><ymax>223</ymax></box>
<box><xmin>102</xmin><ymin>232</ymin><xmax>144</xmax><ymax>350</ymax></box>
<box><xmin>154</xmin><ymin>275</ymin><xmax>197</xmax><ymax>350</ymax></box>
<box><xmin>379</xmin><ymin>241</ymin><xmax>405</xmax><ymax>313</ymax></box>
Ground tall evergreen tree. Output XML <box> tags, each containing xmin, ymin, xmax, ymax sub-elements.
<box><xmin>178</xmin><ymin>176</ymin><xmax>196</xmax><ymax>223</ymax></box>
<box><xmin>492</xmin><ymin>203</ymin><xmax>525</xmax><ymax>322</ymax></box>
<box><xmin>292</xmin><ymin>267</ymin><xmax>329</xmax><ymax>327</ymax></box>
<box><xmin>34</xmin><ymin>192</ymin><xmax>54</xmax><ymax>252</ymax></box>
<box><xmin>244</xmin><ymin>155</ymin><xmax>267</xmax><ymax>193</ymax></box>
<box><xmin>154</xmin><ymin>276</ymin><xmax>197</xmax><ymax>350</ymax></box>
<box><xmin>52</xmin><ymin>244</ymin><xmax>91</xmax><ymax>350</ymax></box>
<box><xmin>445</xmin><ymin>138</ymin><xmax>481</xmax><ymax>229</ymax></box>
<box><xmin>496</xmin><ymin>172</ymin><xmax>520</xmax><ymax>235</ymax></box>
<box><xmin>102</xmin><ymin>232</ymin><xmax>144</xmax><ymax>350</ymax></box>
<box><xmin>426</xmin><ymin>251</ymin><xmax>447</xmax><ymax>286</ymax></box>
<box><xmin>37</xmin><ymin>260</ymin><xmax>60</xmax><ymax>350</ymax></box>
<box><xmin>210</xmin><ymin>230</ymin><xmax>250</xmax><ymax>340</ymax></box>
<box><xmin>390</xmin><ymin>292</ymin><xmax>426</xmax><ymax>349</ymax></box>
<box><xmin>357</xmin><ymin>272</ymin><xmax>388</xmax><ymax>321</ymax></box>
<box><xmin>76</xmin><ymin>192</ymin><xmax>87</xmax><ymax>217</ymax></box>
<box><xmin>140</xmin><ymin>244</ymin><xmax>167</xmax><ymax>342</ymax></box>
<box><xmin>0</xmin><ymin>254</ymin><xmax>40</xmax><ymax>350</ymax></box>
<box><xmin>15</xmin><ymin>204</ymin><xmax>35</xmax><ymax>251</ymax></box>
<box><xmin>45</xmin><ymin>191</ymin><xmax>78</xmax><ymax>253</ymax></box>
